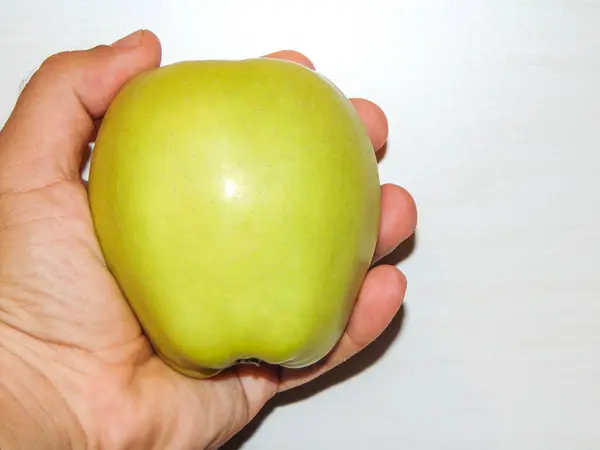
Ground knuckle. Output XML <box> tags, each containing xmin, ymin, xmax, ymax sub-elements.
<box><xmin>35</xmin><ymin>45</ymin><xmax>114</xmax><ymax>79</ymax></box>
<box><xmin>20</xmin><ymin>44</ymin><xmax>115</xmax><ymax>92</ymax></box>
<box><xmin>17</xmin><ymin>52</ymin><xmax>73</xmax><ymax>97</ymax></box>
<box><xmin>39</xmin><ymin>51</ymin><xmax>74</xmax><ymax>73</ymax></box>
<box><xmin>26</xmin><ymin>51</ymin><xmax>77</xmax><ymax>89</ymax></box>
<box><xmin>90</xmin><ymin>44</ymin><xmax>114</xmax><ymax>56</ymax></box>
<box><xmin>24</xmin><ymin>45</ymin><xmax>115</xmax><ymax>92</ymax></box>
<box><xmin>85</xmin><ymin>44</ymin><xmax>116</xmax><ymax>63</ymax></box>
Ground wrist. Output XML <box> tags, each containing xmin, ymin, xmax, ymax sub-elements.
<box><xmin>0</xmin><ymin>337</ymin><xmax>86</xmax><ymax>449</ymax></box>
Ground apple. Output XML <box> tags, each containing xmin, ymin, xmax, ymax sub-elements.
<box><xmin>87</xmin><ymin>57</ymin><xmax>381</xmax><ymax>378</ymax></box>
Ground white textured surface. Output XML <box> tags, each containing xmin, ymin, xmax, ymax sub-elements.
<box><xmin>1</xmin><ymin>1</ymin><xmax>599</xmax><ymax>449</ymax></box>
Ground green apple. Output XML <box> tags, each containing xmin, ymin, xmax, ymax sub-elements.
<box><xmin>87</xmin><ymin>57</ymin><xmax>381</xmax><ymax>378</ymax></box>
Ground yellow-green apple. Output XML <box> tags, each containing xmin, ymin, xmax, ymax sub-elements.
<box><xmin>87</xmin><ymin>57</ymin><xmax>381</xmax><ymax>378</ymax></box>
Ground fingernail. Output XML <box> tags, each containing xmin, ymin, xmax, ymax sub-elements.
<box><xmin>111</xmin><ymin>29</ymin><xmax>144</xmax><ymax>49</ymax></box>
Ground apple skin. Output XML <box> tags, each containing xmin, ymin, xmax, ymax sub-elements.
<box><xmin>87</xmin><ymin>58</ymin><xmax>381</xmax><ymax>378</ymax></box>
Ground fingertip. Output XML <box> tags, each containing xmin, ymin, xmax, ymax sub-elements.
<box><xmin>350</xmin><ymin>98</ymin><xmax>389</xmax><ymax>151</ymax></box>
<box><xmin>376</xmin><ymin>264</ymin><xmax>407</xmax><ymax>322</ymax></box>
<box><xmin>346</xmin><ymin>264</ymin><xmax>406</xmax><ymax>347</ymax></box>
<box><xmin>111</xmin><ymin>29</ymin><xmax>162</xmax><ymax>69</ymax></box>
<box><xmin>373</xmin><ymin>184</ymin><xmax>418</xmax><ymax>262</ymax></box>
<box><xmin>137</xmin><ymin>29</ymin><xmax>162</xmax><ymax>65</ymax></box>
<box><xmin>375</xmin><ymin>263</ymin><xmax>408</xmax><ymax>304</ymax></box>
<box><xmin>391</xmin><ymin>264</ymin><xmax>408</xmax><ymax>295</ymax></box>
<box><xmin>79</xmin><ymin>30</ymin><xmax>162</xmax><ymax>117</ymax></box>
<box><xmin>383</xmin><ymin>183</ymin><xmax>418</xmax><ymax>228</ymax></box>
<box><xmin>263</xmin><ymin>50</ymin><xmax>315</xmax><ymax>70</ymax></box>
<box><xmin>139</xmin><ymin>29</ymin><xmax>161</xmax><ymax>45</ymax></box>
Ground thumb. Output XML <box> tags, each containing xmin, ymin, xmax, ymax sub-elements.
<box><xmin>0</xmin><ymin>29</ymin><xmax>161</xmax><ymax>193</ymax></box>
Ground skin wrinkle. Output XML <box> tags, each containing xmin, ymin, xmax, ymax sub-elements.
<box><xmin>126</xmin><ymin>359</ymin><xmax>212</xmax><ymax>449</ymax></box>
<box><xmin>0</xmin><ymin>177</ymin><xmax>83</xmax><ymax>200</ymax></box>
<box><xmin>204</xmin><ymin>382</ymin><xmax>250</xmax><ymax>450</ymax></box>
<box><xmin>0</xmin><ymin>212</ymin><xmax>70</xmax><ymax>232</ymax></box>
<box><xmin>4</xmin><ymin>213</ymin><xmax>173</xmax><ymax>448</ymax></box>
<box><xmin>226</xmin><ymin>378</ymin><xmax>252</xmax><ymax>441</ymax></box>
<box><xmin>0</xmin><ymin>380</ymin><xmax>69</xmax><ymax>449</ymax></box>
<box><xmin>0</xmin><ymin>337</ymin><xmax>88</xmax><ymax>449</ymax></box>
<box><xmin>0</xmin><ymin>238</ymin><xmax>135</xmax><ymax>355</ymax></box>
<box><xmin>1</xmin><ymin>336</ymin><xmax>88</xmax><ymax>433</ymax></box>
<box><xmin>1</xmin><ymin>277</ymin><xmax>138</xmax><ymax>353</ymax></box>
<box><xmin>1</xmin><ymin>320</ymin><xmax>149</xmax><ymax>450</ymax></box>
<box><xmin>1</xmin><ymin>324</ymin><xmax>54</xmax><ymax>364</ymax></box>
<box><xmin>0</xmin><ymin>297</ymin><xmax>92</xmax><ymax>354</ymax></box>
<box><xmin>2</xmin><ymin>308</ymin><xmax>94</xmax><ymax>353</ymax></box>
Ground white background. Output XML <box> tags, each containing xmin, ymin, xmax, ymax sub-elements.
<box><xmin>1</xmin><ymin>1</ymin><xmax>599</xmax><ymax>449</ymax></box>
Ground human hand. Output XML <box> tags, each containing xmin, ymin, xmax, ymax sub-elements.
<box><xmin>0</xmin><ymin>30</ymin><xmax>417</xmax><ymax>449</ymax></box>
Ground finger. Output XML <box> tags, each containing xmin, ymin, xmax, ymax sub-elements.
<box><xmin>278</xmin><ymin>264</ymin><xmax>407</xmax><ymax>391</ymax></box>
<box><xmin>373</xmin><ymin>184</ymin><xmax>418</xmax><ymax>262</ymax></box>
<box><xmin>0</xmin><ymin>29</ymin><xmax>162</xmax><ymax>194</ymax></box>
<box><xmin>350</xmin><ymin>98</ymin><xmax>389</xmax><ymax>151</ymax></box>
<box><xmin>263</xmin><ymin>50</ymin><xmax>315</xmax><ymax>70</ymax></box>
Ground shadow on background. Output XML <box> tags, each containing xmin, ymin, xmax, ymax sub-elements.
<box><xmin>223</xmin><ymin>232</ymin><xmax>417</xmax><ymax>450</ymax></box>
<box><xmin>377</xmin><ymin>232</ymin><xmax>416</xmax><ymax>267</ymax></box>
<box><xmin>376</xmin><ymin>142</ymin><xmax>388</xmax><ymax>163</ymax></box>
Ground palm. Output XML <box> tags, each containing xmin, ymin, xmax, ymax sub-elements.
<box><xmin>0</xmin><ymin>31</ymin><xmax>417</xmax><ymax>449</ymax></box>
